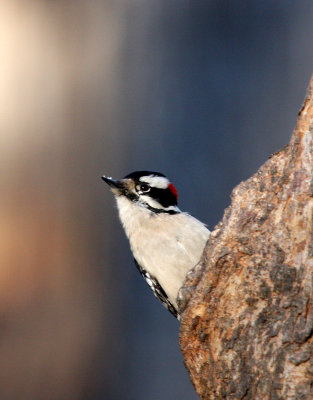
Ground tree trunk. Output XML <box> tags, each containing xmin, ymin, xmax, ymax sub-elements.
<box><xmin>178</xmin><ymin>75</ymin><xmax>313</xmax><ymax>400</ymax></box>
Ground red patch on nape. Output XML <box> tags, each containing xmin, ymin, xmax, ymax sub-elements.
<box><xmin>168</xmin><ymin>183</ymin><xmax>178</xmax><ymax>199</ymax></box>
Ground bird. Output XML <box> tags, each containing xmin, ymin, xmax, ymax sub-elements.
<box><xmin>102</xmin><ymin>171</ymin><xmax>210</xmax><ymax>319</ymax></box>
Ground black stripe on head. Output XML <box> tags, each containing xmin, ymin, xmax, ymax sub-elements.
<box><xmin>149</xmin><ymin>187</ymin><xmax>178</xmax><ymax>207</ymax></box>
<box><xmin>124</xmin><ymin>171</ymin><xmax>166</xmax><ymax>180</ymax></box>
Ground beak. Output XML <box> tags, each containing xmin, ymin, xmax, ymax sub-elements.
<box><xmin>101</xmin><ymin>175</ymin><xmax>126</xmax><ymax>195</ymax></box>
<box><xmin>102</xmin><ymin>175</ymin><xmax>121</xmax><ymax>188</ymax></box>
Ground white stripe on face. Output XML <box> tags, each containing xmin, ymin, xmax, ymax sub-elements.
<box><xmin>140</xmin><ymin>194</ymin><xmax>180</xmax><ymax>212</ymax></box>
<box><xmin>139</xmin><ymin>175</ymin><xmax>169</xmax><ymax>189</ymax></box>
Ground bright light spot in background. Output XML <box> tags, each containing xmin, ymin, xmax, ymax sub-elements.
<box><xmin>0</xmin><ymin>2</ymin><xmax>67</xmax><ymax>154</ymax></box>
<box><xmin>0</xmin><ymin>1</ymin><xmax>121</xmax><ymax>398</ymax></box>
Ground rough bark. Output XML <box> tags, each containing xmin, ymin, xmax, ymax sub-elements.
<box><xmin>178</xmin><ymin>75</ymin><xmax>313</xmax><ymax>399</ymax></box>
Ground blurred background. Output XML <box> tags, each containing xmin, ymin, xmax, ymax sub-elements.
<box><xmin>1</xmin><ymin>1</ymin><xmax>313</xmax><ymax>399</ymax></box>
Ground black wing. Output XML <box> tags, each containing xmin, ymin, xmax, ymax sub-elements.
<box><xmin>133</xmin><ymin>258</ymin><xmax>178</xmax><ymax>318</ymax></box>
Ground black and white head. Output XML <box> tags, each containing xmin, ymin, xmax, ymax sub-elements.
<box><xmin>102</xmin><ymin>171</ymin><xmax>180</xmax><ymax>214</ymax></box>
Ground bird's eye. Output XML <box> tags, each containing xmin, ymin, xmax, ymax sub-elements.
<box><xmin>139</xmin><ymin>183</ymin><xmax>150</xmax><ymax>193</ymax></box>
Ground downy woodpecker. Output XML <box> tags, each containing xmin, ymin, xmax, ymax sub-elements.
<box><xmin>102</xmin><ymin>171</ymin><xmax>210</xmax><ymax>318</ymax></box>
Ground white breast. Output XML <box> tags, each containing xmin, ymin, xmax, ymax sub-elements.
<box><xmin>115</xmin><ymin>196</ymin><xmax>210</xmax><ymax>308</ymax></box>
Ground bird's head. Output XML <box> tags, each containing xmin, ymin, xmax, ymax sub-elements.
<box><xmin>102</xmin><ymin>171</ymin><xmax>179</xmax><ymax>214</ymax></box>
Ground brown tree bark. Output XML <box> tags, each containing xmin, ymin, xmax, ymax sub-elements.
<box><xmin>178</xmin><ymin>75</ymin><xmax>313</xmax><ymax>400</ymax></box>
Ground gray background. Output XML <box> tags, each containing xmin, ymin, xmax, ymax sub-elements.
<box><xmin>1</xmin><ymin>1</ymin><xmax>313</xmax><ymax>399</ymax></box>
